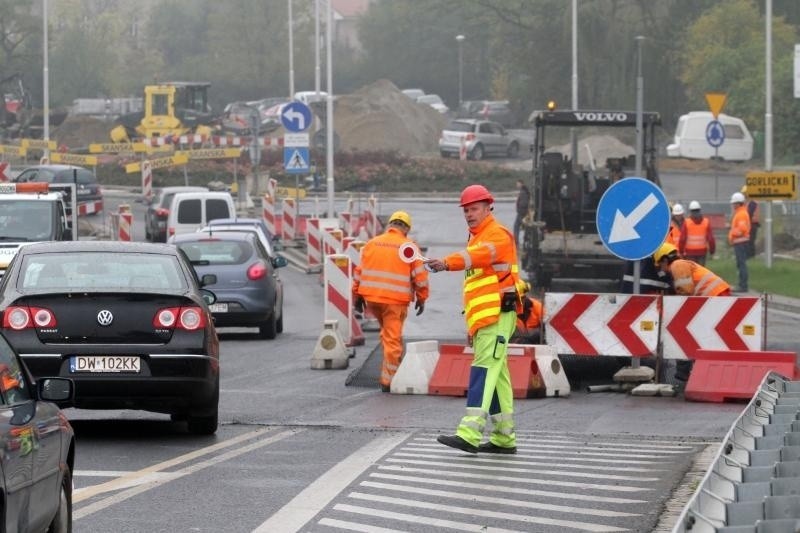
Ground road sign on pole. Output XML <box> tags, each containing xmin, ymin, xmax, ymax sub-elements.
<box><xmin>706</xmin><ymin>120</ymin><xmax>725</xmax><ymax>148</ymax></box>
<box><xmin>705</xmin><ymin>92</ymin><xmax>727</xmax><ymax>119</ymax></box>
<box><xmin>596</xmin><ymin>177</ymin><xmax>670</xmax><ymax>261</ymax></box>
<box><xmin>281</xmin><ymin>102</ymin><xmax>313</xmax><ymax>133</ymax></box>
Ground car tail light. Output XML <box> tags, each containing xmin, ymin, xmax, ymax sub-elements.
<box><xmin>155</xmin><ymin>208</ymin><xmax>169</xmax><ymax>217</ymax></box>
<box><xmin>247</xmin><ymin>262</ymin><xmax>267</xmax><ymax>280</ymax></box>
<box><xmin>2</xmin><ymin>306</ymin><xmax>56</xmax><ymax>330</ymax></box>
<box><xmin>153</xmin><ymin>307</ymin><xmax>207</xmax><ymax>330</ymax></box>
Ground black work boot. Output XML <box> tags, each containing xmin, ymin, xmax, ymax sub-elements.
<box><xmin>436</xmin><ymin>434</ymin><xmax>478</xmax><ymax>454</ymax></box>
<box><xmin>478</xmin><ymin>441</ymin><xmax>517</xmax><ymax>454</ymax></box>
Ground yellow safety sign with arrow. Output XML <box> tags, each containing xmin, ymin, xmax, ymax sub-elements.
<box><xmin>125</xmin><ymin>154</ymin><xmax>189</xmax><ymax>174</ymax></box>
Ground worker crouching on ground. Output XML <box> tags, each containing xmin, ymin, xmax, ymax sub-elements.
<box><xmin>653</xmin><ymin>242</ymin><xmax>731</xmax><ymax>384</ymax></box>
<box><xmin>510</xmin><ymin>282</ymin><xmax>543</xmax><ymax>344</ymax></box>
<box><xmin>427</xmin><ymin>184</ymin><xmax>522</xmax><ymax>455</ymax></box>
<box><xmin>352</xmin><ymin>211</ymin><xmax>429</xmax><ymax>393</ymax></box>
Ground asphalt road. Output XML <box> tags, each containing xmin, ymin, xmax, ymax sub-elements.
<box><xmin>63</xmin><ymin>190</ymin><xmax>799</xmax><ymax>532</ymax></box>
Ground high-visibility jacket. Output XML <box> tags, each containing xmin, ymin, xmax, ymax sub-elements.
<box><xmin>679</xmin><ymin>216</ymin><xmax>716</xmax><ymax>256</ymax></box>
<box><xmin>352</xmin><ymin>227</ymin><xmax>429</xmax><ymax>305</ymax></box>
<box><xmin>747</xmin><ymin>200</ymin><xmax>760</xmax><ymax>226</ymax></box>
<box><xmin>516</xmin><ymin>296</ymin><xmax>543</xmax><ymax>331</ymax></box>
<box><xmin>669</xmin><ymin>259</ymin><xmax>730</xmax><ymax>296</ymax></box>
<box><xmin>728</xmin><ymin>205</ymin><xmax>751</xmax><ymax>245</ymax></box>
<box><xmin>443</xmin><ymin>214</ymin><xmax>521</xmax><ymax>336</ymax></box>
<box><xmin>667</xmin><ymin>219</ymin><xmax>682</xmax><ymax>247</ymax></box>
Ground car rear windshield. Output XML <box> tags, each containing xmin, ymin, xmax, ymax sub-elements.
<box><xmin>0</xmin><ymin>200</ymin><xmax>55</xmax><ymax>241</ymax></box>
<box><xmin>52</xmin><ymin>169</ymin><xmax>96</xmax><ymax>185</ymax></box>
<box><xmin>175</xmin><ymin>240</ymin><xmax>252</xmax><ymax>265</ymax></box>
<box><xmin>445</xmin><ymin>121</ymin><xmax>475</xmax><ymax>132</ymax></box>
<box><xmin>19</xmin><ymin>252</ymin><xmax>188</xmax><ymax>290</ymax></box>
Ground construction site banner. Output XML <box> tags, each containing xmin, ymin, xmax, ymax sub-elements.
<box><xmin>20</xmin><ymin>139</ymin><xmax>57</xmax><ymax>151</ymax></box>
<box><xmin>125</xmin><ymin>154</ymin><xmax>189</xmax><ymax>174</ymax></box>
<box><xmin>176</xmin><ymin>148</ymin><xmax>242</xmax><ymax>160</ymax></box>
<box><xmin>50</xmin><ymin>153</ymin><xmax>99</xmax><ymax>166</ymax></box>
<box><xmin>88</xmin><ymin>142</ymin><xmax>147</xmax><ymax>154</ymax></box>
<box><xmin>275</xmin><ymin>186</ymin><xmax>307</xmax><ymax>199</ymax></box>
<box><xmin>0</xmin><ymin>145</ymin><xmax>26</xmax><ymax>157</ymax></box>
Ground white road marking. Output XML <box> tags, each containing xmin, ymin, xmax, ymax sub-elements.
<box><xmin>328</xmin><ymin>505</ymin><xmax>527</xmax><ymax>533</ymax></box>
<box><xmin>74</xmin><ymin>470</ymin><xmax>133</xmax><ymax>477</ymax></box>
<box><xmin>317</xmin><ymin>517</ymin><xmax>409</xmax><ymax>532</ymax></box>
<box><xmin>405</xmin><ymin>443</ymin><xmax>666</xmax><ymax>464</ymax></box>
<box><xmin>347</xmin><ymin>492</ymin><xmax>629</xmax><ymax>533</ymax></box>
<box><xmin>412</xmin><ymin>436</ymin><xmax>693</xmax><ymax>455</ymax></box>
<box><xmin>252</xmin><ymin>432</ymin><xmax>409</xmax><ymax>533</ymax></box>
<box><xmin>74</xmin><ymin>428</ymin><xmax>302</xmax><ymax>519</ymax></box>
<box><xmin>392</xmin><ymin>453</ymin><xmax>664</xmax><ymax>473</ymax></box>
<box><xmin>74</xmin><ymin>471</ymin><xmax>176</xmax><ymax>494</ymax></box>
<box><xmin>368</xmin><ymin>472</ymin><xmax>647</xmax><ymax>504</ymax></box>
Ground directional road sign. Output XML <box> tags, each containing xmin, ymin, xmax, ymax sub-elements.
<box><xmin>281</xmin><ymin>101</ymin><xmax>313</xmax><ymax>133</ymax></box>
<box><xmin>706</xmin><ymin>119</ymin><xmax>725</xmax><ymax>148</ymax></box>
<box><xmin>596</xmin><ymin>177</ymin><xmax>671</xmax><ymax>261</ymax></box>
<box><xmin>284</xmin><ymin>147</ymin><xmax>310</xmax><ymax>174</ymax></box>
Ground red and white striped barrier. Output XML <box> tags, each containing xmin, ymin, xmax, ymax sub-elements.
<box><xmin>459</xmin><ymin>137</ymin><xmax>468</xmax><ymax>160</ymax></box>
<box><xmin>545</xmin><ymin>293</ymin><xmax>660</xmax><ymax>357</ymax></box>
<box><xmin>77</xmin><ymin>200</ymin><xmax>103</xmax><ymax>216</ymax></box>
<box><xmin>343</xmin><ymin>239</ymin><xmax>380</xmax><ymax>333</ymax></box>
<box><xmin>118</xmin><ymin>211</ymin><xmax>132</xmax><ymax>241</ymax></box>
<box><xmin>281</xmin><ymin>198</ymin><xmax>298</xmax><ymax>241</ymax></box>
<box><xmin>323</xmin><ymin>254</ymin><xmax>363</xmax><ymax>347</ymax></box>
<box><xmin>661</xmin><ymin>295</ymin><xmax>763</xmax><ymax>360</ymax></box>
<box><xmin>262</xmin><ymin>193</ymin><xmax>278</xmax><ymax>237</ymax></box>
<box><xmin>306</xmin><ymin>218</ymin><xmax>322</xmax><ymax>272</ymax></box>
<box><xmin>322</xmin><ymin>228</ymin><xmax>344</xmax><ymax>256</ymax></box>
<box><xmin>339</xmin><ymin>212</ymin><xmax>353</xmax><ymax>237</ymax></box>
<box><xmin>141</xmin><ymin>160</ymin><xmax>152</xmax><ymax>201</ymax></box>
<box><xmin>141</xmin><ymin>134</ymin><xmax>286</xmax><ymax>148</ymax></box>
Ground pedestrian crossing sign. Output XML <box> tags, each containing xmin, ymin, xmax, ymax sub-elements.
<box><xmin>284</xmin><ymin>147</ymin><xmax>310</xmax><ymax>174</ymax></box>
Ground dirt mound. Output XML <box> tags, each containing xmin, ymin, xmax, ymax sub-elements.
<box><xmin>53</xmin><ymin>116</ymin><xmax>110</xmax><ymax>149</ymax></box>
<box><xmin>333</xmin><ymin>79</ymin><xmax>447</xmax><ymax>155</ymax></box>
<box><xmin>549</xmin><ymin>134</ymin><xmax>635</xmax><ymax>168</ymax></box>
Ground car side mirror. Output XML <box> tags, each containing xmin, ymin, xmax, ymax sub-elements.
<box><xmin>38</xmin><ymin>377</ymin><xmax>74</xmax><ymax>402</ymax></box>
<box><xmin>200</xmin><ymin>274</ymin><xmax>217</xmax><ymax>287</ymax></box>
<box><xmin>272</xmin><ymin>255</ymin><xmax>288</xmax><ymax>269</ymax></box>
<box><xmin>201</xmin><ymin>288</ymin><xmax>217</xmax><ymax>305</ymax></box>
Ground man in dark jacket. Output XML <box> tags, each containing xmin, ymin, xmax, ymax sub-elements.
<box><xmin>513</xmin><ymin>179</ymin><xmax>530</xmax><ymax>245</ymax></box>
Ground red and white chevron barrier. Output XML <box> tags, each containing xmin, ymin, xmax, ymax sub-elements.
<box><xmin>545</xmin><ymin>293</ymin><xmax>660</xmax><ymax>357</ymax></box>
<box><xmin>78</xmin><ymin>200</ymin><xmax>103</xmax><ymax>216</ymax></box>
<box><xmin>306</xmin><ymin>218</ymin><xmax>322</xmax><ymax>272</ymax></box>
<box><xmin>661</xmin><ymin>295</ymin><xmax>763</xmax><ymax>360</ymax></box>
<box><xmin>141</xmin><ymin>160</ymin><xmax>152</xmax><ymax>201</ymax></box>
<box><xmin>322</xmin><ymin>227</ymin><xmax>344</xmax><ymax>256</ymax></box>
<box><xmin>141</xmin><ymin>134</ymin><xmax>286</xmax><ymax>148</ymax></box>
<box><xmin>323</xmin><ymin>254</ymin><xmax>363</xmax><ymax>347</ymax></box>
<box><xmin>118</xmin><ymin>211</ymin><xmax>132</xmax><ymax>241</ymax></box>
<box><xmin>281</xmin><ymin>198</ymin><xmax>298</xmax><ymax>241</ymax></box>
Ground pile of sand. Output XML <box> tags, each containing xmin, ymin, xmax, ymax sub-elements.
<box><xmin>548</xmin><ymin>135</ymin><xmax>635</xmax><ymax>169</ymax></box>
<box><xmin>52</xmin><ymin>116</ymin><xmax>112</xmax><ymax>149</ymax></box>
<box><xmin>331</xmin><ymin>79</ymin><xmax>447</xmax><ymax>155</ymax></box>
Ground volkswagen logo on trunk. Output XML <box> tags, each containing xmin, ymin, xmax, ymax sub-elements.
<box><xmin>97</xmin><ymin>310</ymin><xmax>114</xmax><ymax>326</ymax></box>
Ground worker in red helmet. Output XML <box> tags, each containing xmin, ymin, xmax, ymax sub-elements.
<box><xmin>427</xmin><ymin>184</ymin><xmax>522</xmax><ymax>454</ymax></box>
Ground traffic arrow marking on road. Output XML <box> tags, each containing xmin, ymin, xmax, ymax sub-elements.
<box><xmin>608</xmin><ymin>193</ymin><xmax>659</xmax><ymax>244</ymax></box>
<box><xmin>715</xmin><ymin>298</ymin><xmax>757</xmax><ymax>350</ymax></box>
<box><xmin>665</xmin><ymin>297</ymin><xmax>707</xmax><ymax>358</ymax></box>
<box><xmin>548</xmin><ymin>294</ymin><xmax>599</xmax><ymax>355</ymax></box>
<box><xmin>606</xmin><ymin>295</ymin><xmax>655</xmax><ymax>356</ymax></box>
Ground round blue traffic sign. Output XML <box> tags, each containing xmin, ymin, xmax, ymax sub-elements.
<box><xmin>596</xmin><ymin>177</ymin><xmax>671</xmax><ymax>261</ymax></box>
<box><xmin>281</xmin><ymin>101</ymin><xmax>313</xmax><ymax>133</ymax></box>
<box><xmin>706</xmin><ymin>119</ymin><xmax>725</xmax><ymax>148</ymax></box>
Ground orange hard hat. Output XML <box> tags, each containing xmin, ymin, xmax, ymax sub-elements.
<box><xmin>459</xmin><ymin>184</ymin><xmax>494</xmax><ymax>207</ymax></box>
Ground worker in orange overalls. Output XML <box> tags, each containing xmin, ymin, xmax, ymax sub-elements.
<box><xmin>352</xmin><ymin>211</ymin><xmax>429</xmax><ymax>392</ymax></box>
<box><xmin>729</xmin><ymin>191</ymin><xmax>751</xmax><ymax>292</ymax></box>
<box><xmin>742</xmin><ymin>186</ymin><xmax>760</xmax><ymax>258</ymax></box>
<box><xmin>427</xmin><ymin>184</ymin><xmax>522</xmax><ymax>455</ymax></box>
<box><xmin>511</xmin><ymin>281</ymin><xmax>543</xmax><ymax>344</ymax></box>
<box><xmin>666</xmin><ymin>203</ymin><xmax>685</xmax><ymax>247</ymax></box>
<box><xmin>678</xmin><ymin>200</ymin><xmax>716</xmax><ymax>266</ymax></box>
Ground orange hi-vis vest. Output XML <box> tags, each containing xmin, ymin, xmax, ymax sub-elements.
<box><xmin>517</xmin><ymin>296</ymin><xmax>543</xmax><ymax>331</ymax></box>
<box><xmin>681</xmin><ymin>217</ymin><xmax>713</xmax><ymax>255</ymax></box>
<box><xmin>443</xmin><ymin>214</ymin><xmax>521</xmax><ymax>336</ymax></box>
<box><xmin>667</xmin><ymin>219</ymin><xmax>682</xmax><ymax>247</ymax></box>
<box><xmin>353</xmin><ymin>227</ymin><xmax>429</xmax><ymax>305</ymax></box>
<box><xmin>670</xmin><ymin>259</ymin><xmax>730</xmax><ymax>296</ymax></box>
<box><xmin>729</xmin><ymin>205</ymin><xmax>751</xmax><ymax>245</ymax></box>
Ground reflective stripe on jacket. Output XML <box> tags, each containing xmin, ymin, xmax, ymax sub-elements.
<box><xmin>728</xmin><ymin>205</ymin><xmax>751</xmax><ymax>245</ymax></box>
<box><xmin>443</xmin><ymin>214</ymin><xmax>520</xmax><ymax>336</ymax></box>
<box><xmin>680</xmin><ymin>217</ymin><xmax>715</xmax><ymax>256</ymax></box>
<box><xmin>670</xmin><ymin>259</ymin><xmax>730</xmax><ymax>296</ymax></box>
<box><xmin>353</xmin><ymin>227</ymin><xmax>429</xmax><ymax>305</ymax></box>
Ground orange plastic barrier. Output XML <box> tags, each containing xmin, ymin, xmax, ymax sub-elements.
<box><xmin>684</xmin><ymin>349</ymin><xmax>798</xmax><ymax>403</ymax></box>
<box><xmin>428</xmin><ymin>344</ymin><xmax>543</xmax><ymax>399</ymax></box>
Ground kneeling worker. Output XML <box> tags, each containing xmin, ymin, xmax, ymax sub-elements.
<box><xmin>511</xmin><ymin>282</ymin><xmax>543</xmax><ymax>344</ymax></box>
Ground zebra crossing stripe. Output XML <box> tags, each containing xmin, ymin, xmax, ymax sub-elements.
<box><xmin>327</xmin><ymin>505</ymin><xmax>525</xmax><ymax>533</ymax></box>
<box><xmin>391</xmin><ymin>452</ymin><xmax>666</xmax><ymax>473</ymax></box>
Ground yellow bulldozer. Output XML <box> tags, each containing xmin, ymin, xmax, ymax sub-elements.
<box><xmin>110</xmin><ymin>82</ymin><xmax>217</xmax><ymax>142</ymax></box>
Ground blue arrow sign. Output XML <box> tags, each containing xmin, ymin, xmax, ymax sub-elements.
<box><xmin>281</xmin><ymin>101</ymin><xmax>313</xmax><ymax>133</ymax></box>
<box><xmin>596</xmin><ymin>177</ymin><xmax>670</xmax><ymax>261</ymax></box>
<box><xmin>706</xmin><ymin>119</ymin><xmax>725</xmax><ymax>148</ymax></box>
<box><xmin>284</xmin><ymin>147</ymin><xmax>310</xmax><ymax>174</ymax></box>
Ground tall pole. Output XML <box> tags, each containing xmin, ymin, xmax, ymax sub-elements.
<box><xmin>569</xmin><ymin>0</ymin><xmax>578</xmax><ymax>168</ymax></box>
<box><xmin>634</xmin><ymin>36</ymin><xmax>644</xmax><ymax>177</ymax></box>
<box><xmin>765</xmin><ymin>0</ymin><xmax>774</xmax><ymax>268</ymax></box>
<box><xmin>43</xmin><ymin>0</ymin><xmax>50</xmax><ymax>159</ymax></box>
<box><xmin>456</xmin><ymin>35</ymin><xmax>465</xmax><ymax>107</ymax></box>
<box><xmin>314</xmin><ymin>0</ymin><xmax>320</xmax><ymax>97</ymax></box>
<box><xmin>325</xmin><ymin>0</ymin><xmax>335</xmax><ymax>217</ymax></box>
<box><xmin>288</xmin><ymin>0</ymin><xmax>295</xmax><ymax>98</ymax></box>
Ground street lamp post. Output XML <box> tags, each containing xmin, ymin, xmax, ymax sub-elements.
<box><xmin>456</xmin><ymin>34</ymin><xmax>465</xmax><ymax>107</ymax></box>
<box><xmin>43</xmin><ymin>0</ymin><xmax>50</xmax><ymax>159</ymax></box>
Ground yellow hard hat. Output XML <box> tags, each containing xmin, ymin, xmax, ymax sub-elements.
<box><xmin>388</xmin><ymin>210</ymin><xmax>412</xmax><ymax>229</ymax></box>
<box><xmin>653</xmin><ymin>242</ymin><xmax>677</xmax><ymax>263</ymax></box>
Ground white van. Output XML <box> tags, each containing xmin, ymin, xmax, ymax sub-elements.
<box><xmin>166</xmin><ymin>191</ymin><xmax>236</xmax><ymax>240</ymax></box>
<box><xmin>666</xmin><ymin>111</ymin><xmax>754</xmax><ymax>161</ymax></box>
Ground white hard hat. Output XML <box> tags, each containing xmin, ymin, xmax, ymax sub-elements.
<box><xmin>671</xmin><ymin>203</ymin><xmax>685</xmax><ymax>216</ymax></box>
<box><xmin>689</xmin><ymin>200</ymin><xmax>701</xmax><ymax>211</ymax></box>
<box><xmin>730</xmin><ymin>192</ymin><xmax>746</xmax><ymax>204</ymax></box>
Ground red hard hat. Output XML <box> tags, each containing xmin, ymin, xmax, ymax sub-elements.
<box><xmin>459</xmin><ymin>184</ymin><xmax>494</xmax><ymax>207</ymax></box>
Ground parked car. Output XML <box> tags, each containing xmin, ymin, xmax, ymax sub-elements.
<box><xmin>456</xmin><ymin>100</ymin><xmax>516</xmax><ymax>128</ymax></box>
<box><xmin>416</xmin><ymin>94</ymin><xmax>450</xmax><ymax>115</ymax></box>
<box><xmin>0</xmin><ymin>330</ymin><xmax>74</xmax><ymax>532</ymax></box>
<box><xmin>144</xmin><ymin>186</ymin><xmax>209</xmax><ymax>243</ymax></box>
<box><xmin>293</xmin><ymin>91</ymin><xmax>329</xmax><ymax>105</ymax></box>
<box><xmin>171</xmin><ymin>231</ymin><xmax>287</xmax><ymax>339</ymax></box>
<box><xmin>0</xmin><ymin>241</ymin><xmax>221</xmax><ymax>434</ymax></box>
<box><xmin>438</xmin><ymin>119</ymin><xmax>520</xmax><ymax>160</ymax></box>
<box><xmin>666</xmin><ymin>111</ymin><xmax>754</xmax><ymax>161</ymax></box>
<box><xmin>14</xmin><ymin>164</ymin><xmax>103</xmax><ymax>205</ymax></box>
<box><xmin>166</xmin><ymin>191</ymin><xmax>236</xmax><ymax>239</ymax></box>
<box><xmin>206</xmin><ymin>217</ymin><xmax>281</xmax><ymax>251</ymax></box>
<box><xmin>401</xmin><ymin>88</ymin><xmax>425</xmax><ymax>100</ymax></box>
